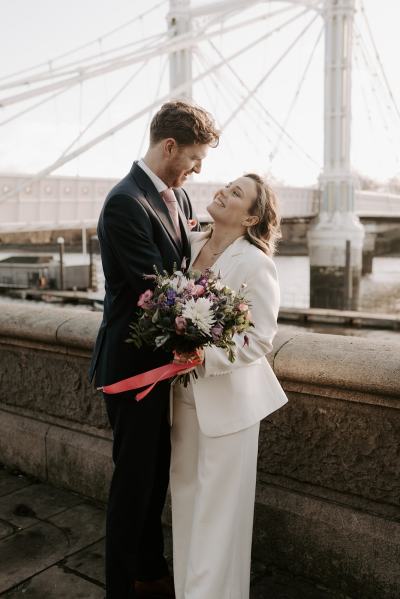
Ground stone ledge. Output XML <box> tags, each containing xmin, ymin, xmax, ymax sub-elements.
<box><xmin>272</xmin><ymin>329</ymin><xmax>400</xmax><ymax>398</ymax></box>
<box><xmin>0</xmin><ymin>406</ymin><xmax>112</xmax><ymax>502</ymax></box>
<box><xmin>253</xmin><ymin>482</ymin><xmax>400</xmax><ymax>599</ymax></box>
<box><xmin>0</xmin><ymin>302</ymin><xmax>100</xmax><ymax>348</ymax></box>
<box><xmin>1</xmin><ymin>302</ymin><xmax>400</xmax><ymax>400</ymax></box>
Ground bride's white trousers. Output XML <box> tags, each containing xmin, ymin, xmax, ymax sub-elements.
<box><xmin>170</xmin><ymin>384</ymin><xmax>260</xmax><ymax>599</ymax></box>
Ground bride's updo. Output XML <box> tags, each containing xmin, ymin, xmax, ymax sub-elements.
<box><xmin>243</xmin><ymin>173</ymin><xmax>282</xmax><ymax>257</ymax></box>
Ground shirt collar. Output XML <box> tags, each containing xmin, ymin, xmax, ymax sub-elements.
<box><xmin>137</xmin><ymin>158</ymin><xmax>168</xmax><ymax>193</ymax></box>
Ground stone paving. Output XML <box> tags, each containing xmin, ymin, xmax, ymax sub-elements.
<box><xmin>0</xmin><ymin>466</ymin><xmax>341</xmax><ymax>599</ymax></box>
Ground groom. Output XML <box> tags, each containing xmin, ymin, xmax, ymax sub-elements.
<box><xmin>89</xmin><ymin>100</ymin><xmax>220</xmax><ymax>598</ymax></box>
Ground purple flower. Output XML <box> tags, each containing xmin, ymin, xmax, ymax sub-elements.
<box><xmin>195</xmin><ymin>275</ymin><xmax>208</xmax><ymax>286</ymax></box>
<box><xmin>211</xmin><ymin>323</ymin><xmax>224</xmax><ymax>342</ymax></box>
<box><xmin>166</xmin><ymin>289</ymin><xmax>177</xmax><ymax>305</ymax></box>
<box><xmin>175</xmin><ymin>316</ymin><xmax>187</xmax><ymax>335</ymax></box>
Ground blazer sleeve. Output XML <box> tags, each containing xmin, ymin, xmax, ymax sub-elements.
<box><xmin>102</xmin><ymin>193</ymin><xmax>164</xmax><ymax>295</ymax></box>
<box><xmin>200</xmin><ymin>254</ymin><xmax>280</xmax><ymax>377</ymax></box>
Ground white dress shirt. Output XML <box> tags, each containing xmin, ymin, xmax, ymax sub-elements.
<box><xmin>137</xmin><ymin>159</ymin><xmax>168</xmax><ymax>193</ymax></box>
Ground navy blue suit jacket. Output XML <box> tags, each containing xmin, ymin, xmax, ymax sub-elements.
<box><xmin>89</xmin><ymin>161</ymin><xmax>199</xmax><ymax>388</ymax></box>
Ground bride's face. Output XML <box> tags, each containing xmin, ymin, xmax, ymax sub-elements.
<box><xmin>207</xmin><ymin>176</ymin><xmax>258</xmax><ymax>229</ymax></box>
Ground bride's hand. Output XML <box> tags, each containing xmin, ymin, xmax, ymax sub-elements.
<box><xmin>173</xmin><ymin>348</ymin><xmax>205</xmax><ymax>372</ymax></box>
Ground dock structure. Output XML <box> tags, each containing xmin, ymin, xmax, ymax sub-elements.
<box><xmin>278</xmin><ymin>307</ymin><xmax>400</xmax><ymax>330</ymax></box>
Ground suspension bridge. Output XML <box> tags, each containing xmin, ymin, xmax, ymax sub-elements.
<box><xmin>0</xmin><ymin>0</ymin><xmax>399</xmax><ymax>309</ymax></box>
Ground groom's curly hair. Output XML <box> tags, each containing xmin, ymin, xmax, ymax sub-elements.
<box><xmin>150</xmin><ymin>100</ymin><xmax>220</xmax><ymax>148</ymax></box>
<box><xmin>244</xmin><ymin>173</ymin><xmax>282</xmax><ymax>257</ymax></box>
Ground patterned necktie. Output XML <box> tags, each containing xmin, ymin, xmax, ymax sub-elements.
<box><xmin>161</xmin><ymin>188</ymin><xmax>182</xmax><ymax>243</ymax></box>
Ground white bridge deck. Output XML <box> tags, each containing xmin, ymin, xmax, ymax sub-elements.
<box><xmin>1</xmin><ymin>173</ymin><xmax>400</xmax><ymax>233</ymax></box>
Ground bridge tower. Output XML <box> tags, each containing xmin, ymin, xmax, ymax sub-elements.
<box><xmin>167</xmin><ymin>0</ymin><xmax>365</xmax><ymax>310</ymax></box>
<box><xmin>308</xmin><ymin>0</ymin><xmax>364</xmax><ymax>309</ymax></box>
<box><xmin>167</xmin><ymin>0</ymin><xmax>193</xmax><ymax>99</ymax></box>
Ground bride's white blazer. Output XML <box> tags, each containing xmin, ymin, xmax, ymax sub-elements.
<box><xmin>174</xmin><ymin>231</ymin><xmax>288</xmax><ymax>438</ymax></box>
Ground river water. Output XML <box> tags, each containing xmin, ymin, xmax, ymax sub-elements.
<box><xmin>1</xmin><ymin>250</ymin><xmax>399</xmax><ymax>344</ymax></box>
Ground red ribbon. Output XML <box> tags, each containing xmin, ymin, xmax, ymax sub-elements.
<box><xmin>101</xmin><ymin>357</ymin><xmax>202</xmax><ymax>401</ymax></box>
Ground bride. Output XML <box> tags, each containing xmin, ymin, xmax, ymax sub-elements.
<box><xmin>170</xmin><ymin>173</ymin><xmax>289</xmax><ymax>599</ymax></box>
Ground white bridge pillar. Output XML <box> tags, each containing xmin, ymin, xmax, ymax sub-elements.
<box><xmin>308</xmin><ymin>0</ymin><xmax>364</xmax><ymax>309</ymax></box>
<box><xmin>167</xmin><ymin>0</ymin><xmax>193</xmax><ymax>99</ymax></box>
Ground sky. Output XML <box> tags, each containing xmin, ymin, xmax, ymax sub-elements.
<box><xmin>0</xmin><ymin>0</ymin><xmax>399</xmax><ymax>187</ymax></box>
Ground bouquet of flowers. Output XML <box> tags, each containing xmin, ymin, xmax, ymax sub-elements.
<box><xmin>127</xmin><ymin>267</ymin><xmax>254</xmax><ymax>385</ymax></box>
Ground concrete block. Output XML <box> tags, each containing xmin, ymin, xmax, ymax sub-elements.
<box><xmin>0</xmin><ymin>410</ymin><xmax>47</xmax><ymax>480</ymax></box>
<box><xmin>56</xmin><ymin>311</ymin><xmax>101</xmax><ymax>350</ymax></box>
<box><xmin>253</xmin><ymin>484</ymin><xmax>400</xmax><ymax>599</ymax></box>
<box><xmin>0</xmin><ymin>303</ymin><xmax>74</xmax><ymax>346</ymax></box>
<box><xmin>64</xmin><ymin>539</ymin><xmax>105</xmax><ymax>585</ymax></box>
<box><xmin>0</xmin><ymin>522</ymin><xmax>68</xmax><ymax>593</ymax></box>
<box><xmin>3</xmin><ymin>564</ymin><xmax>105</xmax><ymax>598</ymax></box>
<box><xmin>0</xmin><ymin>347</ymin><xmax>109</xmax><ymax>428</ymax></box>
<box><xmin>0</xmin><ymin>482</ymin><xmax>81</xmax><ymax>530</ymax></box>
<box><xmin>273</xmin><ymin>332</ymin><xmax>400</xmax><ymax>397</ymax></box>
<box><xmin>48</xmin><ymin>503</ymin><xmax>106</xmax><ymax>554</ymax></box>
<box><xmin>0</xmin><ymin>468</ymin><xmax>32</xmax><ymax>497</ymax></box>
<box><xmin>0</xmin><ymin>521</ymin><xmax>13</xmax><ymax>541</ymax></box>
<box><xmin>46</xmin><ymin>426</ymin><xmax>112</xmax><ymax>502</ymax></box>
<box><xmin>0</xmin><ymin>502</ymin><xmax>105</xmax><ymax>595</ymax></box>
<box><xmin>258</xmin><ymin>395</ymin><xmax>400</xmax><ymax>504</ymax></box>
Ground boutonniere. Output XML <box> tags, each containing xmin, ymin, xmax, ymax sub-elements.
<box><xmin>187</xmin><ymin>218</ymin><xmax>197</xmax><ymax>231</ymax></box>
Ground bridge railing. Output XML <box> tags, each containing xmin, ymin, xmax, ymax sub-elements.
<box><xmin>1</xmin><ymin>174</ymin><xmax>400</xmax><ymax>232</ymax></box>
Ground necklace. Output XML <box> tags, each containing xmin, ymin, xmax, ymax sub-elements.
<box><xmin>206</xmin><ymin>237</ymin><xmax>233</xmax><ymax>256</ymax></box>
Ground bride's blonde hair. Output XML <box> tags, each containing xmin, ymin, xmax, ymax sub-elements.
<box><xmin>243</xmin><ymin>173</ymin><xmax>282</xmax><ymax>256</ymax></box>
<box><xmin>206</xmin><ymin>173</ymin><xmax>282</xmax><ymax>256</ymax></box>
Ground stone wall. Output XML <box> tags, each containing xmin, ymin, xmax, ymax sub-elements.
<box><xmin>0</xmin><ymin>302</ymin><xmax>399</xmax><ymax>597</ymax></box>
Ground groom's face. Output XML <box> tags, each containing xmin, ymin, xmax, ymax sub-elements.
<box><xmin>163</xmin><ymin>140</ymin><xmax>209</xmax><ymax>188</ymax></box>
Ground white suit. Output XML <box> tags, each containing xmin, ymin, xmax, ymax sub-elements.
<box><xmin>170</xmin><ymin>232</ymin><xmax>288</xmax><ymax>599</ymax></box>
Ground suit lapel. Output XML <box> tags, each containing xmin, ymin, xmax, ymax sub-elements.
<box><xmin>130</xmin><ymin>162</ymin><xmax>182</xmax><ymax>255</ymax></box>
<box><xmin>189</xmin><ymin>232</ymin><xmax>209</xmax><ymax>268</ymax></box>
<box><xmin>174</xmin><ymin>190</ymin><xmax>191</xmax><ymax>267</ymax></box>
<box><xmin>211</xmin><ymin>236</ymin><xmax>246</xmax><ymax>279</ymax></box>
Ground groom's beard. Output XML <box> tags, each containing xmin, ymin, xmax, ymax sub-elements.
<box><xmin>164</xmin><ymin>163</ymin><xmax>193</xmax><ymax>188</ymax></box>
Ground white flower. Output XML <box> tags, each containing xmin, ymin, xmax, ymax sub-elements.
<box><xmin>169</xmin><ymin>274</ymin><xmax>190</xmax><ymax>294</ymax></box>
<box><xmin>182</xmin><ymin>297</ymin><xmax>216</xmax><ymax>335</ymax></box>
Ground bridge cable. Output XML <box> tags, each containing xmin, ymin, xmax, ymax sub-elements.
<box><xmin>205</xmin><ymin>39</ymin><xmax>320</xmax><ymax>168</ymax></box>
<box><xmin>268</xmin><ymin>24</ymin><xmax>323</xmax><ymax>167</ymax></box>
<box><xmin>355</xmin><ymin>28</ymin><xmax>399</xmax><ymax>143</ymax></box>
<box><xmin>58</xmin><ymin>61</ymin><xmax>151</xmax><ymax>163</ymax></box>
<box><xmin>221</xmin><ymin>13</ymin><xmax>320</xmax><ymax>132</ymax></box>
<box><xmin>0</xmin><ymin>32</ymin><xmax>166</xmax><ymax>130</ymax></box>
<box><xmin>359</xmin><ymin>0</ymin><xmax>400</xmax><ymax>125</ymax></box>
<box><xmin>137</xmin><ymin>55</ymin><xmax>169</xmax><ymax>158</ymax></box>
<box><xmin>0</xmin><ymin>7</ymin><xmax>313</xmax><ymax>203</ymax></box>
<box><xmin>0</xmin><ymin>0</ymin><xmax>169</xmax><ymax>85</ymax></box>
<box><xmin>0</xmin><ymin>31</ymin><xmax>169</xmax><ymax>94</ymax></box>
<box><xmin>352</xmin><ymin>48</ymin><xmax>386</xmax><ymax>174</ymax></box>
<box><xmin>354</xmin><ymin>34</ymin><xmax>400</xmax><ymax>171</ymax></box>
<box><xmin>0</xmin><ymin>4</ymin><xmax>303</xmax><ymax>107</ymax></box>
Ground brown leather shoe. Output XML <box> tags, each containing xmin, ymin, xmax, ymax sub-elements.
<box><xmin>135</xmin><ymin>575</ymin><xmax>175</xmax><ymax>598</ymax></box>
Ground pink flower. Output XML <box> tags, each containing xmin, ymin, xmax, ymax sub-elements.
<box><xmin>193</xmin><ymin>284</ymin><xmax>205</xmax><ymax>297</ymax></box>
<box><xmin>137</xmin><ymin>289</ymin><xmax>154</xmax><ymax>309</ymax></box>
<box><xmin>184</xmin><ymin>280</ymin><xmax>196</xmax><ymax>295</ymax></box>
<box><xmin>187</xmin><ymin>218</ymin><xmax>198</xmax><ymax>231</ymax></box>
<box><xmin>238</xmin><ymin>302</ymin><xmax>249</xmax><ymax>312</ymax></box>
<box><xmin>175</xmin><ymin>316</ymin><xmax>187</xmax><ymax>335</ymax></box>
